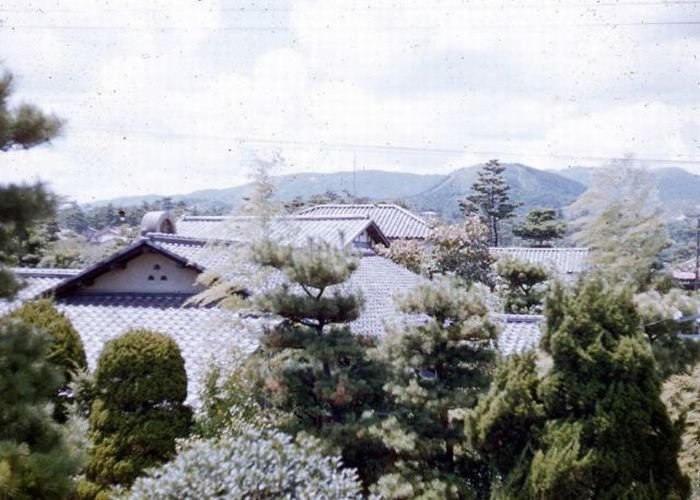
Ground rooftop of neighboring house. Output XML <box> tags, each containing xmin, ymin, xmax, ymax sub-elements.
<box><xmin>1</xmin><ymin>210</ymin><xmax>554</xmax><ymax>403</ymax></box>
<box><xmin>296</xmin><ymin>203</ymin><xmax>433</xmax><ymax>240</ymax></box>
<box><xmin>490</xmin><ymin>247</ymin><xmax>590</xmax><ymax>281</ymax></box>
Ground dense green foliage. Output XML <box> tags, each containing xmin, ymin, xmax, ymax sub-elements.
<box><xmin>0</xmin><ymin>318</ymin><xmax>81</xmax><ymax>498</ymax></box>
<box><xmin>468</xmin><ymin>277</ymin><xmax>690</xmax><ymax>499</ymax></box>
<box><xmin>512</xmin><ymin>207</ymin><xmax>566</xmax><ymax>247</ymax></box>
<box><xmin>459</xmin><ymin>159</ymin><xmax>521</xmax><ymax>247</ymax></box>
<box><xmin>372</xmin><ymin>277</ymin><xmax>498</xmax><ymax>498</ymax></box>
<box><xmin>570</xmin><ymin>163</ymin><xmax>669</xmax><ymax>290</ymax></box>
<box><xmin>82</xmin><ymin>330</ymin><xmax>192</xmax><ymax>496</ymax></box>
<box><xmin>126</xmin><ymin>428</ymin><xmax>363</xmax><ymax>499</ymax></box>
<box><xmin>496</xmin><ymin>258</ymin><xmax>549</xmax><ymax>314</ymax></box>
<box><xmin>246</xmin><ymin>238</ymin><xmax>389</xmax><ymax>488</ymax></box>
<box><xmin>10</xmin><ymin>299</ymin><xmax>87</xmax><ymax>421</ymax></box>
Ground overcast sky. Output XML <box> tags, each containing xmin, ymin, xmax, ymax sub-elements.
<box><xmin>1</xmin><ymin>0</ymin><xmax>699</xmax><ymax>202</ymax></box>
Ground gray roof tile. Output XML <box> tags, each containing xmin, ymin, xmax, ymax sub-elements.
<box><xmin>491</xmin><ymin>247</ymin><xmax>589</xmax><ymax>280</ymax></box>
<box><xmin>297</xmin><ymin>204</ymin><xmax>431</xmax><ymax>240</ymax></box>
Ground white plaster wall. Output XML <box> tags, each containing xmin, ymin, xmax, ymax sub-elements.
<box><xmin>82</xmin><ymin>253</ymin><xmax>201</xmax><ymax>294</ymax></box>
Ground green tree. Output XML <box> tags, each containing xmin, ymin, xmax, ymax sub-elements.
<box><xmin>459</xmin><ymin>160</ymin><xmax>521</xmax><ymax>247</ymax></box>
<box><xmin>126</xmin><ymin>429</ymin><xmax>363</xmax><ymax>499</ymax></box>
<box><xmin>245</xmin><ymin>238</ymin><xmax>389</xmax><ymax>488</ymax></box>
<box><xmin>569</xmin><ymin>162</ymin><xmax>669</xmax><ymax>291</ymax></box>
<box><xmin>467</xmin><ymin>277</ymin><xmax>690</xmax><ymax>499</ymax></box>
<box><xmin>428</xmin><ymin>216</ymin><xmax>494</xmax><ymax>285</ymax></box>
<box><xmin>0</xmin><ymin>318</ymin><xmax>81</xmax><ymax>498</ymax></box>
<box><xmin>373</xmin><ymin>238</ymin><xmax>425</xmax><ymax>274</ymax></box>
<box><xmin>634</xmin><ymin>288</ymin><xmax>700</xmax><ymax>379</ymax></box>
<box><xmin>372</xmin><ymin>277</ymin><xmax>498</xmax><ymax>498</ymax></box>
<box><xmin>496</xmin><ymin>258</ymin><xmax>550</xmax><ymax>314</ymax></box>
<box><xmin>10</xmin><ymin>299</ymin><xmax>87</xmax><ymax>421</ymax></box>
<box><xmin>512</xmin><ymin>208</ymin><xmax>566</xmax><ymax>247</ymax></box>
<box><xmin>81</xmin><ymin>330</ymin><xmax>192</xmax><ymax>497</ymax></box>
<box><xmin>0</xmin><ymin>68</ymin><xmax>61</xmax><ymax>297</ymax></box>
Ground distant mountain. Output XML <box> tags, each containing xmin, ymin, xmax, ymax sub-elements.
<box><xmin>554</xmin><ymin>166</ymin><xmax>700</xmax><ymax>214</ymax></box>
<box><xmin>89</xmin><ymin>170</ymin><xmax>445</xmax><ymax>211</ymax></box>
<box><xmin>410</xmin><ymin>163</ymin><xmax>587</xmax><ymax>219</ymax></box>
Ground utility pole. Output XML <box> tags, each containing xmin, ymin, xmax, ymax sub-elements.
<box><xmin>695</xmin><ymin>213</ymin><xmax>700</xmax><ymax>292</ymax></box>
<box><xmin>353</xmin><ymin>151</ymin><xmax>357</xmax><ymax>199</ymax></box>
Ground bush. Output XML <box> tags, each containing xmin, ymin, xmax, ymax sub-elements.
<box><xmin>82</xmin><ymin>330</ymin><xmax>192</xmax><ymax>496</ymax></box>
<box><xmin>10</xmin><ymin>299</ymin><xmax>87</xmax><ymax>421</ymax></box>
<box><xmin>0</xmin><ymin>318</ymin><xmax>81</xmax><ymax>498</ymax></box>
<box><xmin>126</xmin><ymin>428</ymin><xmax>363</xmax><ymax>499</ymax></box>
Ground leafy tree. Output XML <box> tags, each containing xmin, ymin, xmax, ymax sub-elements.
<box><xmin>428</xmin><ymin>217</ymin><xmax>494</xmax><ymax>285</ymax></box>
<box><xmin>662</xmin><ymin>364</ymin><xmax>700</xmax><ymax>495</ymax></box>
<box><xmin>634</xmin><ymin>288</ymin><xmax>700</xmax><ymax>378</ymax></box>
<box><xmin>0</xmin><ymin>318</ymin><xmax>81</xmax><ymax>498</ymax></box>
<box><xmin>81</xmin><ymin>330</ymin><xmax>192</xmax><ymax>497</ymax></box>
<box><xmin>512</xmin><ymin>207</ymin><xmax>566</xmax><ymax>247</ymax></box>
<box><xmin>496</xmin><ymin>258</ymin><xmax>549</xmax><ymax>314</ymax></box>
<box><xmin>569</xmin><ymin>162</ymin><xmax>669</xmax><ymax>290</ymax></box>
<box><xmin>0</xmin><ymin>68</ymin><xmax>61</xmax><ymax>297</ymax></box>
<box><xmin>371</xmin><ymin>277</ymin><xmax>498</xmax><ymax>498</ymax></box>
<box><xmin>373</xmin><ymin>238</ymin><xmax>425</xmax><ymax>274</ymax></box>
<box><xmin>245</xmin><ymin>238</ymin><xmax>389</xmax><ymax>488</ymax></box>
<box><xmin>10</xmin><ymin>299</ymin><xmax>87</xmax><ymax>421</ymax></box>
<box><xmin>467</xmin><ymin>277</ymin><xmax>690</xmax><ymax>499</ymax></box>
<box><xmin>126</xmin><ymin>428</ymin><xmax>363</xmax><ymax>499</ymax></box>
<box><xmin>459</xmin><ymin>159</ymin><xmax>521</xmax><ymax>247</ymax></box>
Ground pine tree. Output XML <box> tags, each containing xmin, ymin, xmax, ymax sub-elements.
<box><xmin>0</xmin><ymin>318</ymin><xmax>81</xmax><ymax>498</ymax></box>
<box><xmin>10</xmin><ymin>299</ymin><xmax>88</xmax><ymax>421</ymax></box>
<box><xmin>245</xmin><ymin>238</ymin><xmax>389</xmax><ymax>488</ymax></box>
<box><xmin>467</xmin><ymin>277</ymin><xmax>690</xmax><ymax>499</ymax></box>
<box><xmin>81</xmin><ymin>330</ymin><xmax>192</xmax><ymax>497</ymax></box>
<box><xmin>0</xmin><ymin>68</ymin><xmax>61</xmax><ymax>298</ymax></box>
<box><xmin>372</xmin><ymin>277</ymin><xmax>498</xmax><ymax>498</ymax></box>
<box><xmin>512</xmin><ymin>207</ymin><xmax>566</xmax><ymax>247</ymax></box>
<box><xmin>460</xmin><ymin>160</ymin><xmax>521</xmax><ymax>247</ymax></box>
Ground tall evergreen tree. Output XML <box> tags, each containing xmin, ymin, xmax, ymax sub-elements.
<box><xmin>0</xmin><ymin>318</ymin><xmax>81</xmax><ymax>498</ymax></box>
<box><xmin>467</xmin><ymin>277</ymin><xmax>690</xmax><ymax>499</ymax></box>
<box><xmin>0</xmin><ymin>68</ymin><xmax>61</xmax><ymax>298</ymax></box>
<box><xmin>459</xmin><ymin>160</ymin><xmax>521</xmax><ymax>247</ymax></box>
<box><xmin>512</xmin><ymin>207</ymin><xmax>566</xmax><ymax>247</ymax></box>
<box><xmin>245</xmin><ymin>238</ymin><xmax>389</xmax><ymax>488</ymax></box>
<box><xmin>372</xmin><ymin>277</ymin><xmax>498</xmax><ymax>498</ymax></box>
<box><xmin>569</xmin><ymin>162</ymin><xmax>669</xmax><ymax>291</ymax></box>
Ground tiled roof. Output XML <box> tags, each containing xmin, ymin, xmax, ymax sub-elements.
<box><xmin>174</xmin><ymin>215</ymin><xmax>390</xmax><ymax>248</ymax></box>
<box><xmin>497</xmin><ymin>314</ymin><xmax>543</xmax><ymax>355</ymax></box>
<box><xmin>491</xmin><ymin>247</ymin><xmax>589</xmax><ymax>279</ymax></box>
<box><xmin>55</xmin><ymin>295</ymin><xmax>259</xmax><ymax>404</ymax></box>
<box><xmin>297</xmin><ymin>204</ymin><xmax>432</xmax><ymax>240</ymax></box>
<box><xmin>0</xmin><ymin>268</ymin><xmax>80</xmax><ymax>315</ymax></box>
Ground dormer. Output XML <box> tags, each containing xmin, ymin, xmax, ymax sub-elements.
<box><xmin>141</xmin><ymin>211</ymin><xmax>177</xmax><ymax>236</ymax></box>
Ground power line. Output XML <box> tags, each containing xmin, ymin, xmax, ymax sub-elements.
<box><xmin>1</xmin><ymin>1</ymin><xmax>700</xmax><ymax>13</ymax></box>
<box><xmin>69</xmin><ymin>127</ymin><xmax>700</xmax><ymax>166</ymax></box>
<box><xmin>3</xmin><ymin>20</ymin><xmax>700</xmax><ymax>32</ymax></box>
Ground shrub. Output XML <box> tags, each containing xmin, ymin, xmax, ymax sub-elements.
<box><xmin>126</xmin><ymin>428</ymin><xmax>363</xmax><ymax>499</ymax></box>
<box><xmin>0</xmin><ymin>318</ymin><xmax>80</xmax><ymax>498</ymax></box>
<box><xmin>10</xmin><ymin>299</ymin><xmax>87</xmax><ymax>421</ymax></box>
<box><xmin>82</xmin><ymin>330</ymin><xmax>192</xmax><ymax>496</ymax></box>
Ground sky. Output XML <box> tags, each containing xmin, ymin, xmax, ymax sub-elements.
<box><xmin>1</xmin><ymin>0</ymin><xmax>699</xmax><ymax>203</ymax></box>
